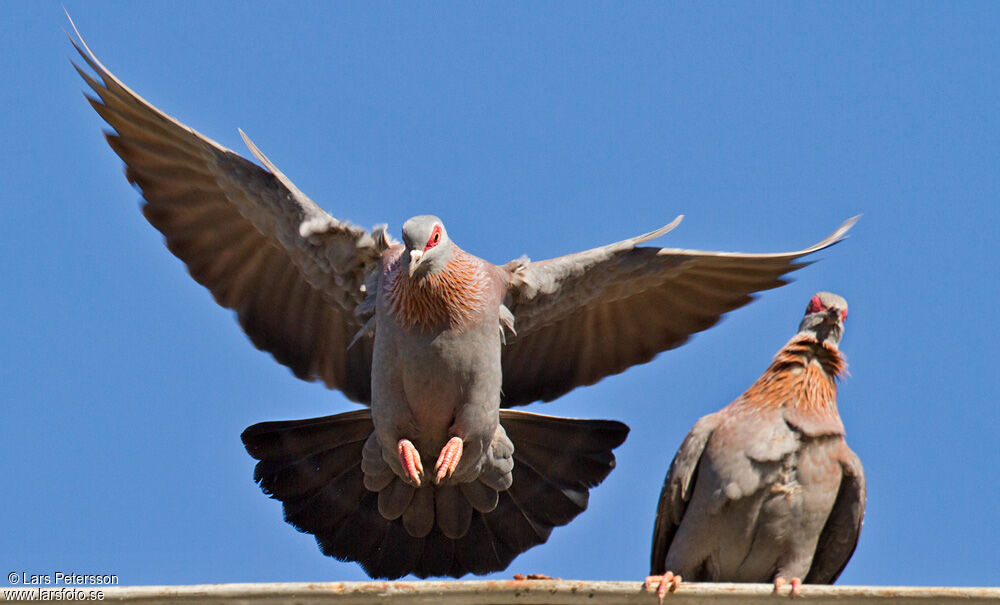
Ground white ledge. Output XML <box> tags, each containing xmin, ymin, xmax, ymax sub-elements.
<box><xmin>4</xmin><ymin>581</ymin><xmax>999</xmax><ymax>604</ymax></box>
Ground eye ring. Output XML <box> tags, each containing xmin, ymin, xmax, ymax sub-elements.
<box><xmin>807</xmin><ymin>295</ymin><xmax>824</xmax><ymax>314</ymax></box>
<box><xmin>423</xmin><ymin>225</ymin><xmax>443</xmax><ymax>250</ymax></box>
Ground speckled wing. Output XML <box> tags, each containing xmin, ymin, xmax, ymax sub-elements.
<box><xmin>649</xmin><ymin>413</ymin><xmax>720</xmax><ymax>575</ymax></box>
<box><xmin>805</xmin><ymin>446</ymin><xmax>866</xmax><ymax>584</ymax></box>
<box><xmin>70</xmin><ymin>26</ymin><xmax>389</xmax><ymax>403</ymax></box>
<box><xmin>499</xmin><ymin>216</ymin><xmax>858</xmax><ymax>407</ymax></box>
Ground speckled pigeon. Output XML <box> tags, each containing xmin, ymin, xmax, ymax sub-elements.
<box><xmin>647</xmin><ymin>292</ymin><xmax>865</xmax><ymax>600</ymax></box>
<box><xmin>71</xmin><ymin>23</ymin><xmax>857</xmax><ymax>580</ymax></box>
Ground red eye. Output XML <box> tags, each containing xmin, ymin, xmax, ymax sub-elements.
<box><xmin>841</xmin><ymin>309</ymin><xmax>848</xmax><ymax>321</ymax></box>
<box><xmin>807</xmin><ymin>295</ymin><xmax>824</xmax><ymax>314</ymax></box>
<box><xmin>423</xmin><ymin>225</ymin><xmax>442</xmax><ymax>251</ymax></box>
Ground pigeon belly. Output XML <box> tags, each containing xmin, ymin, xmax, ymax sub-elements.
<box><xmin>389</xmin><ymin>320</ymin><xmax>501</xmax><ymax>452</ymax></box>
<box><xmin>666</xmin><ymin>409</ymin><xmax>844</xmax><ymax>582</ymax></box>
<box><xmin>370</xmin><ymin>264</ymin><xmax>504</xmax><ymax>484</ymax></box>
<box><xmin>723</xmin><ymin>437</ymin><xmax>842</xmax><ymax>581</ymax></box>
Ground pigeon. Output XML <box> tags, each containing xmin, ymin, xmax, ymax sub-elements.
<box><xmin>70</xmin><ymin>21</ymin><xmax>857</xmax><ymax>579</ymax></box>
<box><xmin>646</xmin><ymin>292</ymin><xmax>865</xmax><ymax>600</ymax></box>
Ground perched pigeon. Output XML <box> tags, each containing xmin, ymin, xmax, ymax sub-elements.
<box><xmin>71</xmin><ymin>23</ymin><xmax>857</xmax><ymax>579</ymax></box>
<box><xmin>647</xmin><ymin>292</ymin><xmax>865</xmax><ymax>600</ymax></box>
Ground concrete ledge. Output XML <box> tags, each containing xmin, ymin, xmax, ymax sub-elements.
<box><xmin>4</xmin><ymin>581</ymin><xmax>999</xmax><ymax>604</ymax></box>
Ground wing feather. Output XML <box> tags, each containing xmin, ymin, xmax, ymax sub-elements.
<box><xmin>805</xmin><ymin>445</ymin><xmax>866</xmax><ymax>584</ymax></box>
<box><xmin>70</xmin><ymin>22</ymin><xmax>387</xmax><ymax>402</ymax></box>
<box><xmin>501</xmin><ymin>217</ymin><xmax>858</xmax><ymax>407</ymax></box>
<box><xmin>650</xmin><ymin>414</ymin><xmax>720</xmax><ymax>575</ymax></box>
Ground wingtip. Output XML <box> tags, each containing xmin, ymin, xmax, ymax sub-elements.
<box><xmin>827</xmin><ymin>214</ymin><xmax>861</xmax><ymax>244</ymax></box>
<box><xmin>63</xmin><ymin>10</ymin><xmax>114</xmax><ymax>86</ymax></box>
<box><xmin>839</xmin><ymin>214</ymin><xmax>862</xmax><ymax>233</ymax></box>
<box><xmin>238</xmin><ymin>128</ymin><xmax>271</xmax><ymax>169</ymax></box>
<box><xmin>64</xmin><ymin>9</ymin><xmax>90</xmax><ymax>61</ymax></box>
<box><xmin>238</xmin><ymin>129</ymin><xmax>309</xmax><ymax>198</ymax></box>
<box><xmin>62</xmin><ymin>6</ymin><xmax>75</xmax><ymax>30</ymax></box>
<box><xmin>635</xmin><ymin>214</ymin><xmax>684</xmax><ymax>245</ymax></box>
<box><xmin>657</xmin><ymin>214</ymin><xmax>683</xmax><ymax>235</ymax></box>
<box><xmin>797</xmin><ymin>214</ymin><xmax>861</xmax><ymax>256</ymax></box>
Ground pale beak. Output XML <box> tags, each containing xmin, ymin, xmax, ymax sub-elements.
<box><xmin>408</xmin><ymin>249</ymin><xmax>424</xmax><ymax>276</ymax></box>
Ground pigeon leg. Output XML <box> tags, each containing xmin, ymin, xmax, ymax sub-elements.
<box><xmin>773</xmin><ymin>577</ymin><xmax>802</xmax><ymax>598</ymax></box>
<box><xmin>643</xmin><ymin>571</ymin><xmax>682</xmax><ymax>603</ymax></box>
<box><xmin>397</xmin><ymin>439</ymin><xmax>424</xmax><ymax>487</ymax></box>
<box><xmin>433</xmin><ymin>436</ymin><xmax>463</xmax><ymax>484</ymax></box>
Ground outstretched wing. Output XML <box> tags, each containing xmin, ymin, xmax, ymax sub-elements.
<box><xmin>70</xmin><ymin>22</ymin><xmax>387</xmax><ymax>403</ymax></box>
<box><xmin>500</xmin><ymin>216</ymin><xmax>858</xmax><ymax>407</ymax></box>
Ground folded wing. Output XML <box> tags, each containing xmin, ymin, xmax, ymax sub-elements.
<box><xmin>649</xmin><ymin>414</ymin><xmax>720</xmax><ymax>575</ymax></box>
<box><xmin>805</xmin><ymin>446</ymin><xmax>866</xmax><ymax>584</ymax></box>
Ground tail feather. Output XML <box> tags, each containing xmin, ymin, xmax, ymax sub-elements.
<box><xmin>455</xmin><ymin>513</ymin><xmax>504</xmax><ymax>575</ymax></box>
<box><xmin>242</xmin><ymin>408</ymin><xmax>628</xmax><ymax>579</ymax></box>
<box><xmin>402</xmin><ymin>487</ymin><xmax>435</xmax><ymax>537</ymax></box>
<box><xmin>501</xmin><ymin>410</ymin><xmax>628</xmax><ymax>488</ymax></box>
<box><xmin>507</xmin><ymin>459</ymin><xmax>589</xmax><ymax>526</ymax></box>
<box><xmin>435</xmin><ymin>484</ymin><xmax>474</xmax><ymax>539</ymax></box>
<box><xmin>242</xmin><ymin>409</ymin><xmax>371</xmax><ymax>459</ymax></box>
<box><xmin>283</xmin><ymin>465</ymin><xmax>368</xmax><ymax>532</ymax></box>
<box><xmin>316</xmin><ymin>489</ymin><xmax>385</xmax><ymax>562</ymax></box>
<box><xmin>418</xmin><ymin>530</ymin><xmax>457</xmax><ymax>577</ymax></box>
<box><xmin>486</xmin><ymin>489</ymin><xmax>553</xmax><ymax>553</ymax></box>
<box><xmin>377</xmin><ymin>479</ymin><xmax>415</xmax><ymax>520</ymax></box>
<box><xmin>460</xmin><ymin>479</ymin><xmax>500</xmax><ymax>513</ymax></box>
<box><xmin>371</xmin><ymin>521</ymin><xmax>424</xmax><ymax>580</ymax></box>
<box><xmin>510</xmin><ymin>439</ymin><xmax>618</xmax><ymax>486</ymax></box>
<box><xmin>253</xmin><ymin>440</ymin><xmax>365</xmax><ymax>499</ymax></box>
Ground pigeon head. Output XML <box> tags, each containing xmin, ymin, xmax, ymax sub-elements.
<box><xmin>798</xmin><ymin>291</ymin><xmax>848</xmax><ymax>348</ymax></box>
<box><xmin>401</xmin><ymin>215</ymin><xmax>453</xmax><ymax>277</ymax></box>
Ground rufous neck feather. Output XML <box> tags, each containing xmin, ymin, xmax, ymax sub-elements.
<box><xmin>386</xmin><ymin>247</ymin><xmax>488</xmax><ymax>330</ymax></box>
<box><xmin>738</xmin><ymin>334</ymin><xmax>847</xmax><ymax>417</ymax></box>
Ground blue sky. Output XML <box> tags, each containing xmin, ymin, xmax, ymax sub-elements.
<box><xmin>3</xmin><ymin>2</ymin><xmax>998</xmax><ymax>587</ymax></box>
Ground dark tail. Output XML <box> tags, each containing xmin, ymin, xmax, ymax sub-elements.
<box><xmin>241</xmin><ymin>409</ymin><xmax>628</xmax><ymax>579</ymax></box>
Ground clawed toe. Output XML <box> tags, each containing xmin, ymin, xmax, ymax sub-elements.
<box><xmin>434</xmin><ymin>436</ymin><xmax>463</xmax><ymax>484</ymax></box>
<box><xmin>644</xmin><ymin>571</ymin><xmax>681</xmax><ymax>603</ymax></box>
<box><xmin>397</xmin><ymin>439</ymin><xmax>424</xmax><ymax>487</ymax></box>
<box><xmin>774</xmin><ymin>577</ymin><xmax>802</xmax><ymax>598</ymax></box>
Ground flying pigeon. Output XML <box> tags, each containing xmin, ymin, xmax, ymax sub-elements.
<box><xmin>70</xmin><ymin>23</ymin><xmax>857</xmax><ymax>579</ymax></box>
<box><xmin>646</xmin><ymin>292</ymin><xmax>865</xmax><ymax>600</ymax></box>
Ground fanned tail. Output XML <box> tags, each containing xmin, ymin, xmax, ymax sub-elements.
<box><xmin>241</xmin><ymin>409</ymin><xmax>628</xmax><ymax>579</ymax></box>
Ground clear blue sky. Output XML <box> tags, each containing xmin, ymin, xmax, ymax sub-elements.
<box><xmin>3</xmin><ymin>2</ymin><xmax>998</xmax><ymax>587</ymax></box>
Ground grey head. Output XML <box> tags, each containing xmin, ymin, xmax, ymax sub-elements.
<box><xmin>401</xmin><ymin>215</ymin><xmax>454</xmax><ymax>277</ymax></box>
<box><xmin>798</xmin><ymin>291</ymin><xmax>848</xmax><ymax>348</ymax></box>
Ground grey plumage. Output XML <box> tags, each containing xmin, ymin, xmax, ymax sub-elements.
<box><xmin>649</xmin><ymin>293</ymin><xmax>865</xmax><ymax>595</ymax></box>
<box><xmin>71</xmin><ymin>17</ymin><xmax>858</xmax><ymax>579</ymax></box>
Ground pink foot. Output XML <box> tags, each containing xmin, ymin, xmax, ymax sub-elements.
<box><xmin>774</xmin><ymin>577</ymin><xmax>802</xmax><ymax>598</ymax></box>
<box><xmin>643</xmin><ymin>571</ymin><xmax>682</xmax><ymax>603</ymax></box>
<box><xmin>434</xmin><ymin>437</ymin><xmax>464</xmax><ymax>484</ymax></box>
<box><xmin>397</xmin><ymin>439</ymin><xmax>423</xmax><ymax>487</ymax></box>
